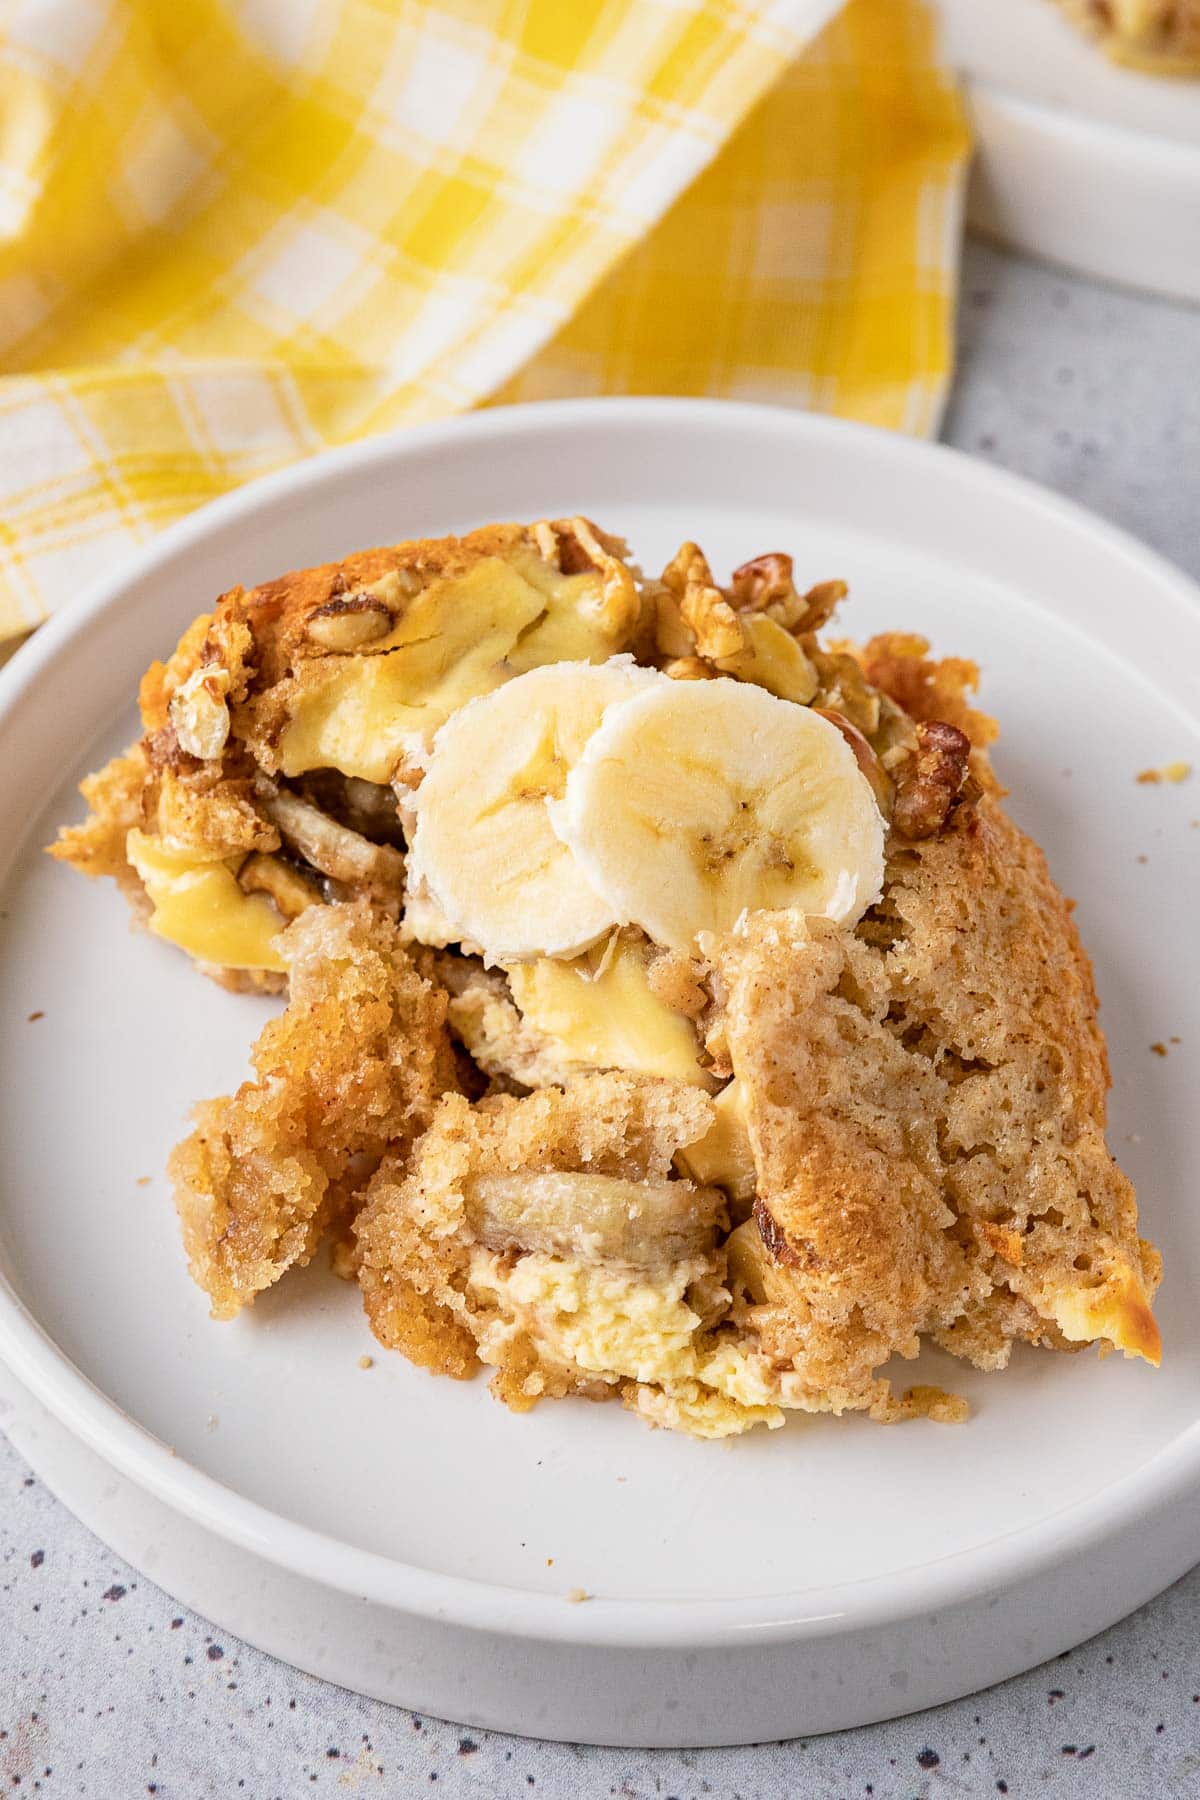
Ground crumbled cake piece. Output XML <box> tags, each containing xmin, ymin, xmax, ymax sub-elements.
<box><xmin>1136</xmin><ymin>762</ymin><xmax>1191</xmax><ymax>785</ymax></box>
<box><xmin>713</xmin><ymin>798</ymin><xmax>1159</xmax><ymax>1421</ymax></box>
<box><xmin>170</xmin><ymin>902</ymin><xmax>455</xmax><ymax>1318</ymax></box>
<box><xmin>52</xmin><ymin>744</ymin><xmax>151</xmax><ymax>903</ymax></box>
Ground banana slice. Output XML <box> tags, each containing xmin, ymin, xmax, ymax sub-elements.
<box><xmin>552</xmin><ymin>677</ymin><xmax>884</xmax><ymax>955</ymax></box>
<box><xmin>406</xmin><ymin>659</ymin><xmax>664</xmax><ymax>963</ymax></box>
<box><xmin>466</xmin><ymin>1170</ymin><xmax>724</xmax><ymax>1269</ymax></box>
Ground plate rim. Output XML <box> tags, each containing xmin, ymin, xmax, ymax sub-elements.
<box><xmin>966</xmin><ymin>72</ymin><xmax>1200</xmax><ymax>165</ymax></box>
<box><xmin>1</xmin><ymin>395</ymin><xmax>1198</xmax><ymax>1650</ymax></box>
<box><xmin>961</xmin><ymin>79</ymin><xmax>1200</xmax><ymax>305</ymax></box>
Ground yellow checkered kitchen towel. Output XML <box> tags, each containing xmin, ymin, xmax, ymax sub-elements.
<box><xmin>0</xmin><ymin>0</ymin><xmax>968</xmax><ymax>642</ymax></box>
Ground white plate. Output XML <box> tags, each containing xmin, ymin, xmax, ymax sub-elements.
<box><xmin>937</xmin><ymin>0</ymin><xmax>1200</xmax><ymax>302</ymax></box>
<box><xmin>0</xmin><ymin>399</ymin><xmax>1198</xmax><ymax>1746</ymax></box>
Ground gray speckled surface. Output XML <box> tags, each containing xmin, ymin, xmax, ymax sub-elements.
<box><xmin>2</xmin><ymin>238</ymin><xmax>1199</xmax><ymax>1796</ymax></box>
<box><xmin>944</xmin><ymin>241</ymin><xmax>1200</xmax><ymax>583</ymax></box>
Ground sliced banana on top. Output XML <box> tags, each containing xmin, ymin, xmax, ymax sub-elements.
<box><xmin>551</xmin><ymin>677</ymin><xmax>885</xmax><ymax>955</ymax></box>
<box><xmin>406</xmin><ymin>659</ymin><xmax>663</xmax><ymax>963</ymax></box>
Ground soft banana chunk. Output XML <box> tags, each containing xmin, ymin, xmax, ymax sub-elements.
<box><xmin>677</xmin><ymin>1077</ymin><xmax>756</xmax><ymax>1205</ymax></box>
<box><xmin>466</xmin><ymin>1170</ymin><xmax>724</xmax><ymax>1269</ymax></box>
<box><xmin>553</xmin><ymin>677</ymin><xmax>885</xmax><ymax>955</ymax></box>
<box><xmin>127</xmin><ymin>829</ymin><xmax>286</xmax><ymax>972</ymax></box>
<box><xmin>505</xmin><ymin>937</ymin><xmax>714</xmax><ymax>1088</ymax></box>
<box><xmin>406</xmin><ymin>659</ymin><xmax>664</xmax><ymax>963</ymax></box>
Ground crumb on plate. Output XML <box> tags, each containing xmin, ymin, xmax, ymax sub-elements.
<box><xmin>1136</xmin><ymin>762</ymin><xmax>1191</xmax><ymax>785</ymax></box>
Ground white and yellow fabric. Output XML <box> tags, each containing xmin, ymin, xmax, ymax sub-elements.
<box><xmin>0</xmin><ymin>0</ymin><xmax>969</xmax><ymax>642</ymax></box>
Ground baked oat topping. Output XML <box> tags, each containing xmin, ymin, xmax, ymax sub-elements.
<box><xmin>50</xmin><ymin>518</ymin><xmax>1161</xmax><ymax>1437</ymax></box>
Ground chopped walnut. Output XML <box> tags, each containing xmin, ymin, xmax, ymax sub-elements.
<box><xmin>541</xmin><ymin>516</ymin><xmax>640</xmax><ymax>637</ymax></box>
<box><xmin>891</xmin><ymin>720</ymin><xmax>972</xmax><ymax>840</ymax></box>
<box><xmin>304</xmin><ymin>590</ymin><xmax>394</xmax><ymax>650</ymax></box>
<box><xmin>169</xmin><ymin>664</ymin><xmax>231</xmax><ymax>761</ymax></box>
<box><xmin>727</xmin><ymin>557</ymin><xmax>847</xmax><ymax>637</ymax></box>
<box><xmin>811</xmin><ymin>646</ymin><xmax>881</xmax><ymax>738</ymax></box>
<box><xmin>652</xmin><ymin>588</ymin><xmax>694</xmax><ymax>660</ymax></box>
<box><xmin>681</xmin><ymin>582</ymin><xmax>744</xmax><ymax>662</ymax></box>
<box><xmin>873</xmin><ymin>692</ymin><xmax>921</xmax><ymax>773</ymax></box>
<box><xmin>794</xmin><ymin>578</ymin><xmax>848</xmax><ymax>636</ymax></box>
<box><xmin>728</xmin><ymin>553</ymin><xmax>796</xmax><ymax>612</ymax></box>
<box><xmin>661</xmin><ymin>541</ymin><xmax>746</xmax><ymax>661</ymax></box>
<box><xmin>664</xmin><ymin>655</ymin><xmax>713</xmax><ymax>682</ymax></box>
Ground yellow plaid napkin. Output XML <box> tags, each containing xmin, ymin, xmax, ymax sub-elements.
<box><xmin>0</xmin><ymin>0</ymin><xmax>968</xmax><ymax>642</ymax></box>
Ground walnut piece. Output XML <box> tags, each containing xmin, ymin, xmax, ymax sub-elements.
<box><xmin>664</xmin><ymin>655</ymin><xmax>713</xmax><ymax>681</ymax></box>
<box><xmin>891</xmin><ymin>720</ymin><xmax>972</xmax><ymax>840</ymax></box>
<box><xmin>728</xmin><ymin>558</ymin><xmax>847</xmax><ymax>635</ymax></box>
<box><xmin>541</xmin><ymin>516</ymin><xmax>640</xmax><ymax>637</ymax></box>
<box><xmin>794</xmin><ymin>578</ymin><xmax>848</xmax><ymax>636</ymax></box>
<box><xmin>305</xmin><ymin>589</ymin><xmax>394</xmax><ymax>650</ymax></box>
<box><xmin>168</xmin><ymin>665</ymin><xmax>231</xmax><ymax>760</ymax></box>
<box><xmin>728</xmin><ymin>552</ymin><xmax>796</xmax><ymax>612</ymax></box>
<box><xmin>661</xmin><ymin>541</ymin><xmax>746</xmax><ymax>661</ymax></box>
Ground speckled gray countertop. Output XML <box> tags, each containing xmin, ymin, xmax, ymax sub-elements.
<box><xmin>2</xmin><ymin>238</ymin><xmax>1199</xmax><ymax>1798</ymax></box>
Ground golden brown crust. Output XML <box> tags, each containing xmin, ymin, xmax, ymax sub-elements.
<box><xmin>48</xmin><ymin>743</ymin><xmax>150</xmax><ymax>905</ymax></box>
<box><xmin>155</xmin><ymin>767</ymin><xmax>280</xmax><ymax>862</ymax></box>
<box><xmin>857</xmin><ymin>630</ymin><xmax>999</xmax><ymax>759</ymax></box>
<box><xmin>715</xmin><ymin>796</ymin><xmax>1159</xmax><ymax>1414</ymax></box>
<box><xmin>222</xmin><ymin>524</ymin><xmax>537</xmax><ymax>693</ymax></box>
<box><xmin>169</xmin><ymin>902</ymin><xmax>456</xmax><ymax>1318</ymax></box>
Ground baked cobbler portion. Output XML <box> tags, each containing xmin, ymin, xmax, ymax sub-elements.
<box><xmin>1057</xmin><ymin>0</ymin><xmax>1200</xmax><ymax>69</ymax></box>
<box><xmin>53</xmin><ymin>520</ymin><xmax>1161</xmax><ymax>1437</ymax></box>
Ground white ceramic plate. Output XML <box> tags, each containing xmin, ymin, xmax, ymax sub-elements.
<box><xmin>937</xmin><ymin>0</ymin><xmax>1200</xmax><ymax>302</ymax></box>
<box><xmin>0</xmin><ymin>399</ymin><xmax>1198</xmax><ymax>1747</ymax></box>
